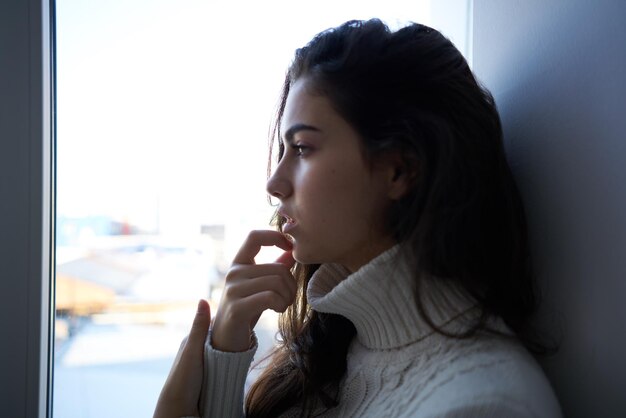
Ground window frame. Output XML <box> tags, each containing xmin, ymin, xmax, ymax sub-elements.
<box><xmin>0</xmin><ymin>0</ymin><xmax>55</xmax><ymax>416</ymax></box>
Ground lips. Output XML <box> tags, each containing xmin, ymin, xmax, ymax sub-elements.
<box><xmin>278</xmin><ymin>209</ymin><xmax>297</xmax><ymax>234</ymax></box>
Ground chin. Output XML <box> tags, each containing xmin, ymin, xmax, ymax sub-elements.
<box><xmin>291</xmin><ymin>243</ymin><xmax>327</xmax><ymax>266</ymax></box>
<box><xmin>291</xmin><ymin>247</ymin><xmax>309</xmax><ymax>264</ymax></box>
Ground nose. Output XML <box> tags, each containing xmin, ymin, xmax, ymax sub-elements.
<box><xmin>266</xmin><ymin>161</ymin><xmax>293</xmax><ymax>201</ymax></box>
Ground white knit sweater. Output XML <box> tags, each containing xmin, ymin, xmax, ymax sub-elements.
<box><xmin>199</xmin><ymin>246</ymin><xmax>562</xmax><ymax>417</ymax></box>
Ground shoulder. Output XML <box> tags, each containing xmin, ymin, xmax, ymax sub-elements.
<box><xmin>402</xmin><ymin>333</ymin><xmax>562</xmax><ymax>418</ymax></box>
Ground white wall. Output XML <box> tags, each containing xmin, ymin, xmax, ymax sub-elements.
<box><xmin>473</xmin><ymin>1</ymin><xmax>626</xmax><ymax>416</ymax></box>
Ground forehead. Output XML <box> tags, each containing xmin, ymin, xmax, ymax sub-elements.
<box><xmin>279</xmin><ymin>78</ymin><xmax>370</xmax><ymax>163</ymax></box>
<box><xmin>281</xmin><ymin>79</ymin><xmax>336</xmax><ymax>134</ymax></box>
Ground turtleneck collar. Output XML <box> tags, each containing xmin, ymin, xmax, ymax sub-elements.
<box><xmin>306</xmin><ymin>245</ymin><xmax>479</xmax><ymax>350</ymax></box>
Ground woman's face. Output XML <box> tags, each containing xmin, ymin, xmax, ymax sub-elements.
<box><xmin>266</xmin><ymin>78</ymin><xmax>397</xmax><ymax>272</ymax></box>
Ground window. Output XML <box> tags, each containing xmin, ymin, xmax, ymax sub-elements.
<box><xmin>0</xmin><ymin>1</ymin><xmax>471</xmax><ymax>416</ymax></box>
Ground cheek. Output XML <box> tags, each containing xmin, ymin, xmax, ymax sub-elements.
<box><xmin>303</xmin><ymin>166</ymin><xmax>372</xmax><ymax>227</ymax></box>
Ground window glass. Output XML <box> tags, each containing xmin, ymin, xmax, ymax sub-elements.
<box><xmin>53</xmin><ymin>1</ymin><xmax>468</xmax><ymax>416</ymax></box>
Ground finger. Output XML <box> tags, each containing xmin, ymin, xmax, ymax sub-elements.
<box><xmin>185</xmin><ymin>299</ymin><xmax>211</xmax><ymax>353</ymax></box>
<box><xmin>275</xmin><ymin>250</ymin><xmax>296</xmax><ymax>268</ymax></box>
<box><xmin>233</xmin><ymin>230</ymin><xmax>292</xmax><ymax>265</ymax></box>
<box><xmin>227</xmin><ymin>274</ymin><xmax>296</xmax><ymax>304</ymax></box>
<box><xmin>227</xmin><ymin>264</ymin><xmax>297</xmax><ymax>296</ymax></box>
<box><xmin>238</xmin><ymin>290</ymin><xmax>294</xmax><ymax>317</ymax></box>
<box><xmin>228</xmin><ymin>262</ymin><xmax>294</xmax><ymax>281</ymax></box>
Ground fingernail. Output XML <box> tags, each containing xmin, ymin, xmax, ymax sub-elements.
<box><xmin>197</xmin><ymin>299</ymin><xmax>208</xmax><ymax>314</ymax></box>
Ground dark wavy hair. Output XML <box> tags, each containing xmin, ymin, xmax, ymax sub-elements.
<box><xmin>245</xmin><ymin>19</ymin><xmax>550</xmax><ymax>418</ymax></box>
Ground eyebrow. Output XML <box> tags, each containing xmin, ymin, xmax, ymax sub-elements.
<box><xmin>282</xmin><ymin>123</ymin><xmax>322</xmax><ymax>144</ymax></box>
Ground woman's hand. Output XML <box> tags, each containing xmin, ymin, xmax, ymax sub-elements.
<box><xmin>211</xmin><ymin>230</ymin><xmax>296</xmax><ymax>352</ymax></box>
<box><xmin>153</xmin><ymin>299</ymin><xmax>211</xmax><ymax>418</ymax></box>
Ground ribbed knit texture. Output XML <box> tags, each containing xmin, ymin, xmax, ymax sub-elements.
<box><xmin>198</xmin><ymin>246</ymin><xmax>562</xmax><ymax>418</ymax></box>
<box><xmin>200</xmin><ymin>331</ymin><xmax>257</xmax><ymax>418</ymax></box>
<box><xmin>306</xmin><ymin>246</ymin><xmax>480</xmax><ymax>350</ymax></box>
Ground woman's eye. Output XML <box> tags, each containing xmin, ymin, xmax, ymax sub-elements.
<box><xmin>291</xmin><ymin>144</ymin><xmax>309</xmax><ymax>156</ymax></box>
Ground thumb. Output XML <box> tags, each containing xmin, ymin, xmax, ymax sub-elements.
<box><xmin>187</xmin><ymin>299</ymin><xmax>211</xmax><ymax>348</ymax></box>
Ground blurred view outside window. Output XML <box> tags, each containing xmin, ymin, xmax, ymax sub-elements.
<box><xmin>53</xmin><ymin>1</ymin><xmax>468</xmax><ymax>416</ymax></box>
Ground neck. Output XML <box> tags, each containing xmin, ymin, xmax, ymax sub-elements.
<box><xmin>338</xmin><ymin>236</ymin><xmax>397</xmax><ymax>273</ymax></box>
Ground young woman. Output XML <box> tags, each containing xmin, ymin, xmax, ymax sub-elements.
<box><xmin>154</xmin><ymin>19</ymin><xmax>561</xmax><ymax>418</ymax></box>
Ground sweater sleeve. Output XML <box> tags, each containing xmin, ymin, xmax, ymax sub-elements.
<box><xmin>424</xmin><ymin>398</ymin><xmax>555</xmax><ymax>418</ymax></box>
<box><xmin>198</xmin><ymin>330</ymin><xmax>258</xmax><ymax>418</ymax></box>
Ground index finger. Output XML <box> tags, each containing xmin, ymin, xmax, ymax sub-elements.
<box><xmin>233</xmin><ymin>230</ymin><xmax>293</xmax><ymax>265</ymax></box>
